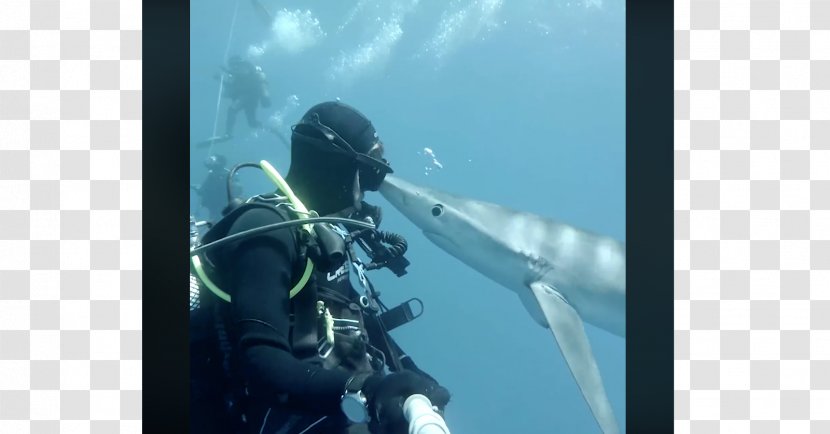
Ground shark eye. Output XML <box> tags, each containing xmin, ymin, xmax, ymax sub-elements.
<box><xmin>431</xmin><ymin>204</ymin><xmax>444</xmax><ymax>217</ymax></box>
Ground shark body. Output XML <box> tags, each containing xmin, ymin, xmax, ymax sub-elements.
<box><xmin>379</xmin><ymin>175</ymin><xmax>625</xmax><ymax>434</ymax></box>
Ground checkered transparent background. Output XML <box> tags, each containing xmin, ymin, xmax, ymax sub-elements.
<box><xmin>676</xmin><ymin>0</ymin><xmax>830</xmax><ymax>433</ymax></box>
<box><xmin>0</xmin><ymin>0</ymin><xmax>141</xmax><ymax>432</ymax></box>
<box><xmin>2</xmin><ymin>0</ymin><xmax>828</xmax><ymax>432</ymax></box>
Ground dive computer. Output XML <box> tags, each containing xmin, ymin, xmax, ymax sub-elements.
<box><xmin>340</xmin><ymin>375</ymin><xmax>370</xmax><ymax>424</ymax></box>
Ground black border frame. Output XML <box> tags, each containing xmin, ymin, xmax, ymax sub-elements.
<box><xmin>143</xmin><ymin>0</ymin><xmax>674</xmax><ymax>431</ymax></box>
<box><xmin>626</xmin><ymin>0</ymin><xmax>675</xmax><ymax>432</ymax></box>
<box><xmin>144</xmin><ymin>1</ymin><xmax>191</xmax><ymax>432</ymax></box>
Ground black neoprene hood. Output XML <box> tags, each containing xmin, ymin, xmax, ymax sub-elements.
<box><xmin>297</xmin><ymin>101</ymin><xmax>379</xmax><ymax>155</ymax></box>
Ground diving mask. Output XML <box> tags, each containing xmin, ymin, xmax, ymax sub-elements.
<box><xmin>291</xmin><ymin>113</ymin><xmax>393</xmax><ymax>191</ymax></box>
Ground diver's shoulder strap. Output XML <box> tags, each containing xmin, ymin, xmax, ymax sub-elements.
<box><xmin>200</xmin><ymin>199</ymin><xmax>307</xmax><ymax>274</ymax></box>
<box><xmin>201</xmin><ymin>199</ymin><xmax>299</xmax><ymax>247</ymax></box>
<box><xmin>196</xmin><ymin>199</ymin><xmax>313</xmax><ymax>302</ymax></box>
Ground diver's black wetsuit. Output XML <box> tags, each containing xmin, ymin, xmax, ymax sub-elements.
<box><xmin>224</xmin><ymin>66</ymin><xmax>269</xmax><ymax>136</ymax></box>
<box><xmin>225</xmin><ymin>98</ymin><xmax>261</xmax><ymax>135</ymax></box>
<box><xmin>205</xmin><ymin>206</ymin><xmax>375</xmax><ymax>434</ymax></box>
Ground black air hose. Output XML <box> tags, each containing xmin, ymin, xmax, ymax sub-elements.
<box><xmin>227</xmin><ymin>162</ymin><xmax>262</xmax><ymax>203</ymax></box>
<box><xmin>377</xmin><ymin>230</ymin><xmax>407</xmax><ymax>258</ymax></box>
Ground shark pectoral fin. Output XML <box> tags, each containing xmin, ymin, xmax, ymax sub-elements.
<box><xmin>528</xmin><ymin>281</ymin><xmax>620</xmax><ymax>434</ymax></box>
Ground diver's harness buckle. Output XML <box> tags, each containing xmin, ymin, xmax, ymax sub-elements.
<box><xmin>324</xmin><ymin>223</ymin><xmax>423</xmax><ymax>334</ymax></box>
<box><xmin>313</xmin><ymin>220</ymin><xmax>423</xmax><ymax>332</ymax></box>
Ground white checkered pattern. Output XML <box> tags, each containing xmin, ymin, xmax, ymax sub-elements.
<box><xmin>676</xmin><ymin>0</ymin><xmax>830</xmax><ymax>433</ymax></box>
<box><xmin>0</xmin><ymin>0</ymin><xmax>141</xmax><ymax>432</ymax></box>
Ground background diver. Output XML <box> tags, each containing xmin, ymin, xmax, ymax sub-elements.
<box><xmin>191</xmin><ymin>154</ymin><xmax>243</xmax><ymax>222</ymax></box>
<box><xmin>219</xmin><ymin>55</ymin><xmax>272</xmax><ymax>140</ymax></box>
<box><xmin>189</xmin><ymin>101</ymin><xmax>451</xmax><ymax>434</ymax></box>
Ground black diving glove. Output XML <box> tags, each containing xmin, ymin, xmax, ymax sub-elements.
<box><xmin>356</xmin><ymin>201</ymin><xmax>383</xmax><ymax>228</ymax></box>
<box><xmin>360</xmin><ymin>370</ymin><xmax>451</xmax><ymax>434</ymax></box>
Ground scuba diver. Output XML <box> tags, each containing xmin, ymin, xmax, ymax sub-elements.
<box><xmin>221</xmin><ymin>55</ymin><xmax>272</xmax><ymax>138</ymax></box>
<box><xmin>191</xmin><ymin>154</ymin><xmax>243</xmax><ymax>223</ymax></box>
<box><xmin>189</xmin><ymin>101</ymin><xmax>451</xmax><ymax>434</ymax></box>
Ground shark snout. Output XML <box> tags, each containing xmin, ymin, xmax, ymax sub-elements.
<box><xmin>380</xmin><ymin>175</ymin><xmax>446</xmax><ymax>231</ymax></box>
<box><xmin>378</xmin><ymin>177</ymin><xmax>398</xmax><ymax>203</ymax></box>
<box><xmin>379</xmin><ymin>175</ymin><xmax>412</xmax><ymax>207</ymax></box>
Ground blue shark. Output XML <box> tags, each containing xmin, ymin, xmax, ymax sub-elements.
<box><xmin>379</xmin><ymin>175</ymin><xmax>625</xmax><ymax>434</ymax></box>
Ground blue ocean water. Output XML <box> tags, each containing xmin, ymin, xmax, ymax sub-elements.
<box><xmin>190</xmin><ymin>1</ymin><xmax>625</xmax><ymax>433</ymax></box>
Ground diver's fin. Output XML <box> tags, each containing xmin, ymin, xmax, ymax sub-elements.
<box><xmin>194</xmin><ymin>134</ymin><xmax>232</xmax><ymax>149</ymax></box>
<box><xmin>250</xmin><ymin>0</ymin><xmax>273</xmax><ymax>27</ymax></box>
<box><xmin>525</xmin><ymin>281</ymin><xmax>620</xmax><ymax>434</ymax></box>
